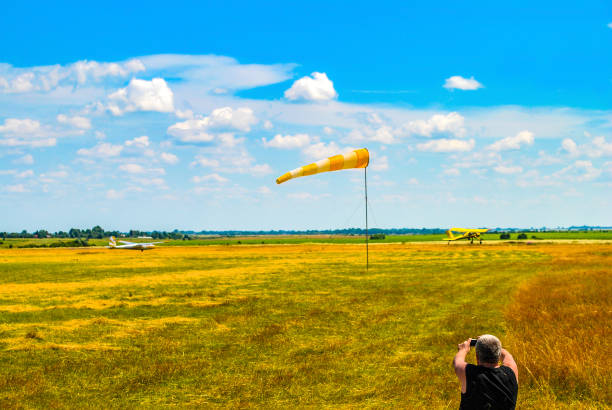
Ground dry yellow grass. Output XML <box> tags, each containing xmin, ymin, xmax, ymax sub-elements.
<box><xmin>0</xmin><ymin>243</ymin><xmax>609</xmax><ymax>408</ymax></box>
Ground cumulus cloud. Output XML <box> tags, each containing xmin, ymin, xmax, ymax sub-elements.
<box><xmin>262</xmin><ymin>133</ymin><xmax>311</xmax><ymax>149</ymax></box>
<box><xmin>494</xmin><ymin>165</ymin><xmax>523</xmax><ymax>174</ymax></box>
<box><xmin>284</xmin><ymin>72</ymin><xmax>338</xmax><ymax>101</ymax></box>
<box><xmin>191</xmin><ymin>156</ymin><xmax>220</xmax><ymax>168</ymax></box>
<box><xmin>302</xmin><ymin>141</ymin><xmax>343</xmax><ymax>159</ymax></box>
<box><xmin>192</xmin><ymin>173</ymin><xmax>228</xmax><ymax>184</ymax></box>
<box><xmin>125</xmin><ymin>135</ymin><xmax>150</xmax><ymax>148</ymax></box>
<box><xmin>0</xmin><ymin>118</ymin><xmax>56</xmax><ymax>147</ymax></box>
<box><xmin>56</xmin><ymin>114</ymin><xmax>91</xmax><ymax>129</ymax></box>
<box><xmin>263</xmin><ymin>120</ymin><xmax>274</xmax><ymax>130</ymax></box>
<box><xmin>106</xmin><ymin>189</ymin><xmax>124</xmax><ymax>199</ymax></box>
<box><xmin>555</xmin><ymin>160</ymin><xmax>601</xmax><ymax>182</ymax></box>
<box><xmin>417</xmin><ymin>138</ymin><xmax>475</xmax><ymax>153</ymax></box>
<box><xmin>0</xmin><ymin>58</ymin><xmax>145</xmax><ymax>93</ymax></box>
<box><xmin>561</xmin><ymin>136</ymin><xmax>612</xmax><ymax>158</ymax></box>
<box><xmin>13</xmin><ymin>154</ymin><xmax>34</xmax><ymax>165</ymax></box>
<box><xmin>160</xmin><ymin>152</ymin><xmax>179</xmax><ymax>164</ymax></box>
<box><xmin>107</xmin><ymin>78</ymin><xmax>174</xmax><ymax>115</ymax></box>
<box><xmin>443</xmin><ymin>75</ymin><xmax>483</xmax><ymax>90</ymax></box>
<box><xmin>15</xmin><ymin>169</ymin><xmax>34</xmax><ymax>178</ymax></box>
<box><xmin>443</xmin><ymin>168</ymin><xmax>460</xmax><ymax>176</ymax></box>
<box><xmin>372</xmin><ymin>155</ymin><xmax>389</xmax><ymax>171</ymax></box>
<box><xmin>401</xmin><ymin>112</ymin><xmax>466</xmax><ymax>138</ymax></box>
<box><xmin>167</xmin><ymin>107</ymin><xmax>257</xmax><ymax>142</ymax></box>
<box><xmin>487</xmin><ymin>130</ymin><xmax>534</xmax><ymax>151</ymax></box>
<box><xmin>77</xmin><ymin>142</ymin><xmax>123</xmax><ymax>157</ymax></box>
<box><xmin>119</xmin><ymin>163</ymin><xmax>165</xmax><ymax>175</ymax></box>
<box><xmin>4</xmin><ymin>184</ymin><xmax>28</xmax><ymax>193</ymax></box>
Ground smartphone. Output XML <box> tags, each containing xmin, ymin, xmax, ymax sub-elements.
<box><xmin>470</xmin><ymin>339</ymin><xmax>477</xmax><ymax>346</ymax></box>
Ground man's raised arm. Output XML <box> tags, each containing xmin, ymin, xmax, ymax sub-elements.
<box><xmin>500</xmin><ymin>348</ymin><xmax>518</xmax><ymax>383</ymax></box>
<box><xmin>453</xmin><ymin>338</ymin><xmax>472</xmax><ymax>393</ymax></box>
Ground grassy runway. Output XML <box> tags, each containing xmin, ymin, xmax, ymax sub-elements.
<box><xmin>0</xmin><ymin>243</ymin><xmax>609</xmax><ymax>408</ymax></box>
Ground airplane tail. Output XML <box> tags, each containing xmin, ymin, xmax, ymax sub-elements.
<box><xmin>109</xmin><ymin>236</ymin><xmax>116</xmax><ymax>247</ymax></box>
<box><xmin>445</xmin><ymin>229</ymin><xmax>455</xmax><ymax>240</ymax></box>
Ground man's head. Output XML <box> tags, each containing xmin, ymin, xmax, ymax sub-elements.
<box><xmin>475</xmin><ymin>334</ymin><xmax>502</xmax><ymax>365</ymax></box>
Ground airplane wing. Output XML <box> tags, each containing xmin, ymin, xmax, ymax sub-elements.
<box><xmin>450</xmin><ymin>228</ymin><xmax>488</xmax><ymax>233</ymax></box>
<box><xmin>118</xmin><ymin>240</ymin><xmax>136</xmax><ymax>245</ymax></box>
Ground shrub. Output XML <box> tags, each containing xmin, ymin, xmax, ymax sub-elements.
<box><xmin>499</xmin><ymin>233</ymin><xmax>511</xmax><ymax>240</ymax></box>
<box><xmin>517</xmin><ymin>233</ymin><xmax>528</xmax><ymax>240</ymax></box>
<box><xmin>370</xmin><ymin>233</ymin><xmax>386</xmax><ymax>240</ymax></box>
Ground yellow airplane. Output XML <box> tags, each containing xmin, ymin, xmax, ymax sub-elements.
<box><xmin>444</xmin><ymin>228</ymin><xmax>489</xmax><ymax>244</ymax></box>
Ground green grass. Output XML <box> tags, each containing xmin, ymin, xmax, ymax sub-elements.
<box><xmin>0</xmin><ymin>243</ymin><xmax>608</xmax><ymax>408</ymax></box>
<box><xmin>1</xmin><ymin>230</ymin><xmax>611</xmax><ymax>249</ymax></box>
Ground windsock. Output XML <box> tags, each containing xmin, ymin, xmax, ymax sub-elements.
<box><xmin>276</xmin><ymin>148</ymin><xmax>369</xmax><ymax>184</ymax></box>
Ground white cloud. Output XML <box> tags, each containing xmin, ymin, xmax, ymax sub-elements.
<box><xmin>108</xmin><ymin>78</ymin><xmax>174</xmax><ymax>115</ymax></box>
<box><xmin>262</xmin><ymin>133</ymin><xmax>311</xmax><ymax>149</ymax></box>
<box><xmin>16</xmin><ymin>169</ymin><xmax>34</xmax><ymax>178</ymax></box>
<box><xmin>555</xmin><ymin>160</ymin><xmax>601</xmax><ymax>182</ymax></box>
<box><xmin>167</xmin><ymin>107</ymin><xmax>257</xmax><ymax>142</ymax></box>
<box><xmin>119</xmin><ymin>163</ymin><xmax>146</xmax><ymax>174</ymax></box>
<box><xmin>608</xmin><ymin>22</ymin><xmax>612</xmax><ymax>29</ymax></box>
<box><xmin>263</xmin><ymin>120</ymin><xmax>274</xmax><ymax>130</ymax></box>
<box><xmin>487</xmin><ymin>130</ymin><xmax>534</xmax><ymax>151</ymax></box>
<box><xmin>562</xmin><ymin>138</ymin><xmax>578</xmax><ymax>155</ymax></box>
<box><xmin>302</xmin><ymin>141</ymin><xmax>342</xmax><ymax>159</ymax></box>
<box><xmin>160</xmin><ymin>152</ymin><xmax>179</xmax><ymax>164</ymax></box>
<box><xmin>4</xmin><ymin>184</ymin><xmax>28</xmax><ymax>193</ymax></box>
<box><xmin>443</xmin><ymin>168</ymin><xmax>460</xmax><ymax>176</ymax></box>
<box><xmin>125</xmin><ymin>135</ymin><xmax>150</xmax><ymax>147</ymax></box>
<box><xmin>494</xmin><ymin>165</ymin><xmax>523</xmax><ymax>174</ymax></box>
<box><xmin>0</xmin><ymin>58</ymin><xmax>145</xmax><ymax>93</ymax></box>
<box><xmin>13</xmin><ymin>154</ymin><xmax>34</xmax><ymax>165</ymax></box>
<box><xmin>371</xmin><ymin>155</ymin><xmax>389</xmax><ymax>171</ymax></box>
<box><xmin>119</xmin><ymin>163</ymin><xmax>165</xmax><ymax>175</ymax></box>
<box><xmin>443</xmin><ymin>75</ymin><xmax>483</xmax><ymax>90</ymax></box>
<box><xmin>0</xmin><ymin>118</ymin><xmax>56</xmax><ymax>147</ymax></box>
<box><xmin>45</xmin><ymin>170</ymin><xmax>69</xmax><ymax>178</ymax></box>
<box><xmin>106</xmin><ymin>189</ymin><xmax>124</xmax><ymax>199</ymax></box>
<box><xmin>407</xmin><ymin>177</ymin><xmax>419</xmax><ymax>185</ymax></box>
<box><xmin>56</xmin><ymin>114</ymin><xmax>91</xmax><ymax>129</ymax></box>
<box><xmin>250</xmin><ymin>164</ymin><xmax>273</xmax><ymax>176</ymax></box>
<box><xmin>77</xmin><ymin>142</ymin><xmax>123</xmax><ymax>157</ymax></box>
<box><xmin>562</xmin><ymin>135</ymin><xmax>612</xmax><ymax>158</ymax></box>
<box><xmin>417</xmin><ymin>138</ymin><xmax>475</xmax><ymax>153</ymax></box>
<box><xmin>284</xmin><ymin>72</ymin><xmax>338</xmax><ymax>101</ymax></box>
<box><xmin>258</xmin><ymin>186</ymin><xmax>272</xmax><ymax>195</ymax></box>
<box><xmin>401</xmin><ymin>112</ymin><xmax>466</xmax><ymax>138</ymax></box>
<box><xmin>0</xmin><ymin>118</ymin><xmax>42</xmax><ymax>135</ymax></box>
<box><xmin>192</xmin><ymin>156</ymin><xmax>220</xmax><ymax>167</ymax></box>
<box><xmin>192</xmin><ymin>173</ymin><xmax>228</xmax><ymax>184</ymax></box>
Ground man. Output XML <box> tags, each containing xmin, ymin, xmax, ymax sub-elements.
<box><xmin>453</xmin><ymin>334</ymin><xmax>519</xmax><ymax>409</ymax></box>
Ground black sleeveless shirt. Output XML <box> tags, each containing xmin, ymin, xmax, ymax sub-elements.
<box><xmin>459</xmin><ymin>364</ymin><xmax>518</xmax><ymax>409</ymax></box>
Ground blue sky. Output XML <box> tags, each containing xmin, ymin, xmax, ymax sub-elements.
<box><xmin>1</xmin><ymin>1</ymin><xmax>611</xmax><ymax>231</ymax></box>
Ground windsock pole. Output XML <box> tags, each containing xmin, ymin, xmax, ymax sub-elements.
<box><xmin>365</xmin><ymin>167</ymin><xmax>369</xmax><ymax>270</ymax></box>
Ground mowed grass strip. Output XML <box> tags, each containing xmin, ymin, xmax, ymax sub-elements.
<box><xmin>0</xmin><ymin>244</ymin><xmax>608</xmax><ymax>408</ymax></box>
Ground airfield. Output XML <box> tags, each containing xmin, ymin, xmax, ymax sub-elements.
<box><xmin>0</xmin><ymin>240</ymin><xmax>610</xmax><ymax>408</ymax></box>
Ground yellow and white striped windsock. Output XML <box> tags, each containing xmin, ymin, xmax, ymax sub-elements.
<box><xmin>276</xmin><ymin>148</ymin><xmax>369</xmax><ymax>184</ymax></box>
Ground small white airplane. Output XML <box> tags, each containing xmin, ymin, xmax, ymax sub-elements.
<box><xmin>108</xmin><ymin>236</ymin><xmax>164</xmax><ymax>251</ymax></box>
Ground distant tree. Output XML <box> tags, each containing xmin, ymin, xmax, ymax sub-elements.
<box><xmin>35</xmin><ymin>229</ymin><xmax>49</xmax><ymax>238</ymax></box>
<box><xmin>517</xmin><ymin>233</ymin><xmax>528</xmax><ymax>240</ymax></box>
<box><xmin>91</xmin><ymin>226</ymin><xmax>104</xmax><ymax>239</ymax></box>
<box><xmin>69</xmin><ymin>228</ymin><xmax>81</xmax><ymax>238</ymax></box>
<box><xmin>499</xmin><ymin>233</ymin><xmax>511</xmax><ymax>240</ymax></box>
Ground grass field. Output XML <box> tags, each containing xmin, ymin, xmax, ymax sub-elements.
<box><xmin>0</xmin><ymin>243</ymin><xmax>609</xmax><ymax>408</ymax></box>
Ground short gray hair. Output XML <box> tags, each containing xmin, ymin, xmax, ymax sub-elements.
<box><xmin>476</xmin><ymin>334</ymin><xmax>502</xmax><ymax>364</ymax></box>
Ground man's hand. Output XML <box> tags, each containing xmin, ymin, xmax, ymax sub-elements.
<box><xmin>458</xmin><ymin>338</ymin><xmax>472</xmax><ymax>352</ymax></box>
